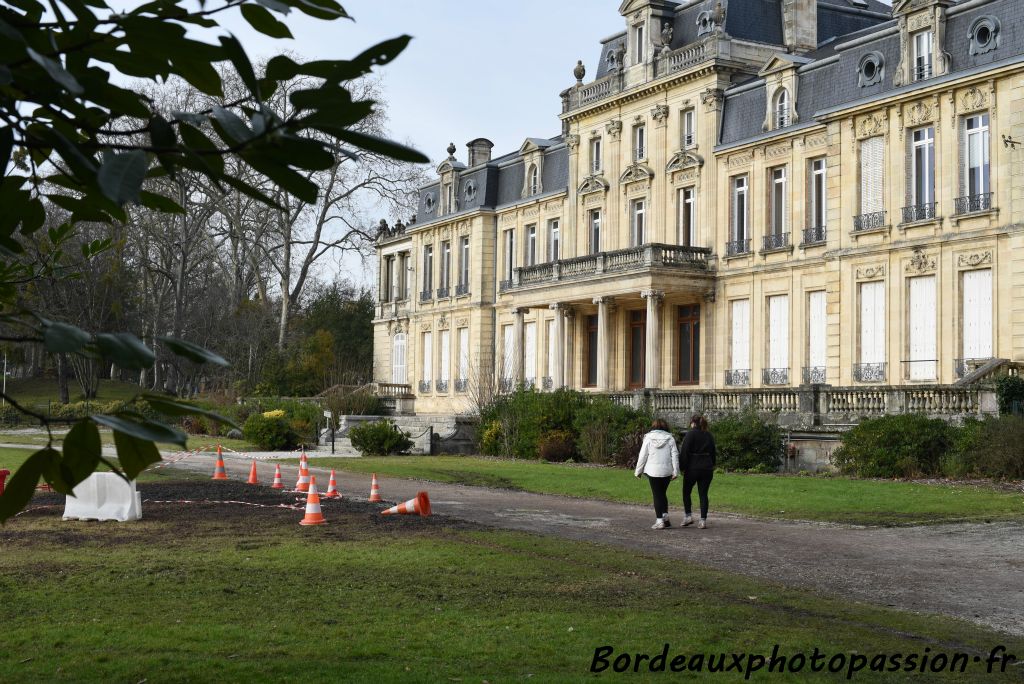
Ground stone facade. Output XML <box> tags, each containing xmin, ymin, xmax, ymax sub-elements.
<box><xmin>373</xmin><ymin>0</ymin><xmax>1022</xmax><ymax>421</ymax></box>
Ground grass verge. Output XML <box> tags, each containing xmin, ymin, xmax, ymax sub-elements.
<box><xmin>293</xmin><ymin>456</ymin><xmax>1024</xmax><ymax>526</ymax></box>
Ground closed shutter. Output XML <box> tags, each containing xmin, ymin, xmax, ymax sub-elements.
<box><xmin>524</xmin><ymin>322</ymin><xmax>536</xmax><ymax>381</ymax></box>
<box><xmin>860</xmin><ymin>281</ymin><xmax>886</xmax><ymax>364</ymax></box>
<box><xmin>808</xmin><ymin>291</ymin><xmax>827</xmax><ymax>369</ymax></box>
<box><xmin>392</xmin><ymin>333</ymin><xmax>406</xmax><ymax>384</ymax></box>
<box><xmin>768</xmin><ymin>295</ymin><xmax>789</xmax><ymax>370</ymax></box>
<box><xmin>731</xmin><ymin>299</ymin><xmax>750</xmax><ymax>369</ymax></box>
<box><xmin>422</xmin><ymin>332</ymin><xmax>432</xmax><ymax>382</ymax></box>
<box><xmin>546</xmin><ymin>320</ymin><xmax>555</xmax><ymax>379</ymax></box>
<box><xmin>502</xmin><ymin>325</ymin><xmax>514</xmax><ymax>380</ymax></box>
<box><xmin>458</xmin><ymin>328</ymin><xmax>470</xmax><ymax>381</ymax></box>
<box><xmin>439</xmin><ymin>330</ymin><xmax>450</xmax><ymax>382</ymax></box>
<box><xmin>908</xmin><ymin>276</ymin><xmax>937</xmax><ymax>380</ymax></box>
<box><xmin>963</xmin><ymin>269</ymin><xmax>993</xmax><ymax>358</ymax></box>
<box><xmin>860</xmin><ymin>137</ymin><xmax>884</xmax><ymax>214</ymax></box>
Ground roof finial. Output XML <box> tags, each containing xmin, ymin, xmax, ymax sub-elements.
<box><xmin>446</xmin><ymin>142</ymin><xmax>457</xmax><ymax>159</ymax></box>
<box><xmin>574</xmin><ymin>60</ymin><xmax>586</xmax><ymax>84</ymax></box>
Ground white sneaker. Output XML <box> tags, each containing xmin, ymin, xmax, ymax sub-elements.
<box><xmin>682</xmin><ymin>516</ymin><xmax>694</xmax><ymax>527</ymax></box>
<box><xmin>662</xmin><ymin>516</ymin><xmax>671</xmax><ymax>528</ymax></box>
<box><xmin>651</xmin><ymin>518</ymin><xmax>666</xmax><ymax>529</ymax></box>
<box><xmin>697</xmin><ymin>519</ymin><xmax>707</xmax><ymax>529</ymax></box>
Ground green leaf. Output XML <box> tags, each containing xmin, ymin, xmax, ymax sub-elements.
<box><xmin>94</xmin><ymin>332</ymin><xmax>156</xmax><ymax>370</ymax></box>
<box><xmin>26</xmin><ymin>47</ymin><xmax>84</xmax><ymax>94</ymax></box>
<box><xmin>329</xmin><ymin>129</ymin><xmax>428</xmax><ymax>163</ymax></box>
<box><xmin>0</xmin><ymin>450</ymin><xmax>49</xmax><ymax>523</ymax></box>
<box><xmin>93</xmin><ymin>414</ymin><xmax>187</xmax><ymax>447</ymax></box>
<box><xmin>219</xmin><ymin>34</ymin><xmax>259</xmax><ymax>98</ymax></box>
<box><xmin>97</xmin><ymin>150</ymin><xmax>149</xmax><ymax>205</ymax></box>
<box><xmin>211</xmin><ymin>105</ymin><xmax>252</xmax><ymax>145</ymax></box>
<box><xmin>138</xmin><ymin>190</ymin><xmax>185</xmax><ymax>214</ymax></box>
<box><xmin>39</xmin><ymin>447</ymin><xmax>78</xmax><ymax>495</ymax></box>
<box><xmin>256</xmin><ymin>0</ymin><xmax>291</xmax><ymax>13</ymax></box>
<box><xmin>43</xmin><ymin>321</ymin><xmax>92</xmax><ymax>354</ymax></box>
<box><xmin>142</xmin><ymin>395</ymin><xmax>240</xmax><ymax>430</ymax></box>
<box><xmin>241</xmin><ymin>3</ymin><xmax>293</xmax><ymax>38</ymax></box>
<box><xmin>157</xmin><ymin>336</ymin><xmax>229</xmax><ymax>366</ymax></box>
<box><xmin>62</xmin><ymin>421</ymin><xmax>104</xmax><ymax>487</ymax></box>
<box><xmin>111</xmin><ymin>431</ymin><xmax>162</xmax><ymax>480</ymax></box>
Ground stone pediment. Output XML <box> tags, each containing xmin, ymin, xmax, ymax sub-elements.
<box><xmin>666</xmin><ymin>150</ymin><xmax>704</xmax><ymax>173</ymax></box>
<box><xmin>519</xmin><ymin>138</ymin><xmax>551</xmax><ymax>155</ymax></box>
<box><xmin>436</xmin><ymin>159</ymin><xmax>465</xmax><ymax>175</ymax></box>
<box><xmin>758</xmin><ymin>53</ymin><xmax>811</xmax><ymax>77</ymax></box>
<box><xmin>577</xmin><ymin>175</ymin><xmax>610</xmax><ymax>195</ymax></box>
<box><xmin>619</xmin><ymin>162</ymin><xmax>654</xmax><ymax>185</ymax></box>
<box><xmin>892</xmin><ymin>0</ymin><xmax>951</xmax><ymax>16</ymax></box>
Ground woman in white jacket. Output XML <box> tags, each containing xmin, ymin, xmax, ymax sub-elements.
<box><xmin>634</xmin><ymin>419</ymin><xmax>680</xmax><ymax>529</ymax></box>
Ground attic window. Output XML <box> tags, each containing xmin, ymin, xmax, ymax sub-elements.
<box><xmin>424</xmin><ymin>193</ymin><xmax>436</xmax><ymax>213</ymax></box>
<box><xmin>969</xmin><ymin>16</ymin><xmax>1000</xmax><ymax>56</ymax></box>
<box><xmin>858</xmin><ymin>52</ymin><xmax>884</xmax><ymax>87</ymax></box>
<box><xmin>696</xmin><ymin>11</ymin><xmax>713</xmax><ymax>37</ymax></box>
<box><xmin>773</xmin><ymin>88</ymin><xmax>791</xmax><ymax>129</ymax></box>
<box><xmin>464</xmin><ymin>180</ymin><xmax>477</xmax><ymax>202</ymax></box>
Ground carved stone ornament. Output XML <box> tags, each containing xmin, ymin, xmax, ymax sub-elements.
<box><xmin>855</xmin><ymin>113</ymin><xmax>887</xmax><ymax>139</ymax></box>
<box><xmin>501</xmin><ymin>213</ymin><xmax>517</xmax><ymax>226</ymax></box>
<box><xmin>960</xmin><ymin>86</ymin><xmax>988</xmax><ymax>113</ymax></box>
<box><xmin>421</xmin><ymin>322</ymin><xmax>432</xmax><ymax>331</ymax></box>
<box><xmin>804</xmin><ymin>133</ymin><xmax>828</xmax><ymax>148</ymax></box>
<box><xmin>619</xmin><ymin>162</ymin><xmax>655</xmax><ymax>185</ymax></box>
<box><xmin>641</xmin><ymin>289</ymin><xmax>664</xmax><ymax>303</ymax></box>
<box><xmin>651</xmin><ymin>104</ymin><xmax>670</xmax><ymax>125</ymax></box>
<box><xmin>606</xmin><ymin>120</ymin><xmax>623</xmax><ymax>139</ymax></box>
<box><xmin>958</xmin><ymin>251</ymin><xmax>993</xmax><ymax>268</ymax></box>
<box><xmin>856</xmin><ymin>265</ymin><xmax>886</xmax><ymax>280</ymax></box>
<box><xmin>455</xmin><ymin>317</ymin><xmax>469</xmax><ymax>328</ymax></box>
<box><xmin>577</xmin><ymin>175</ymin><xmax>610</xmax><ymax>197</ymax></box>
<box><xmin>523</xmin><ymin>206</ymin><xmax>540</xmax><ymax>219</ymax></box>
<box><xmin>573</xmin><ymin>60</ymin><xmax>586</xmax><ymax>83</ymax></box>
<box><xmin>700</xmin><ymin>87</ymin><xmax>724</xmax><ymax>111</ymax></box>
<box><xmin>566</xmin><ymin>133</ymin><xmax>581</xmax><ymax>150</ymax></box>
<box><xmin>766</xmin><ymin>143</ymin><xmax>791</xmax><ymax>159</ymax></box>
<box><xmin>905</xmin><ymin>100</ymin><xmax>935</xmax><ymax>126</ymax></box>
<box><xmin>905</xmin><ymin>249</ymin><xmax>936</xmax><ymax>273</ymax></box>
<box><xmin>727</xmin><ymin>151</ymin><xmax>753</xmax><ymax>168</ymax></box>
<box><xmin>703</xmin><ymin>288</ymin><xmax>716</xmax><ymax>303</ymax></box>
<box><xmin>438</xmin><ymin>314</ymin><xmax>449</xmax><ymax>330</ymax></box>
<box><xmin>666</xmin><ymin>150</ymin><xmax>704</xmax><ymax>173</ymax></box>
<box><xmin>390</xmin><ymin>321</ymin><xmax>404</xmax><ymax>336</ymax></box>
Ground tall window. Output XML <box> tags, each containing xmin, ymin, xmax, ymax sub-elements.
<box><xmin>633</xmin><ymin>124</ymin><xmax>646</xmax><ymax>160</ymax></box>
<box><xmin>548</xmin><ymin>219</ymin><xmax>560</xmax><ymax>261</ymax></box>
<box><xmin>457</xmin><ymin>328</ymin><xmax>470</xmax><ymax>384</ymax></box>
<box><xmin>807</xmin><ymin>291</ymin><xmax>827</xmax><ymax>380</ymax></box>
<box><xmin>459</xmin><ymin>236</ymin><xmax>470</xmax><ymax>286</ymax></box>
<box><xmin>633</xmin><ymin>23</ymin><xmax>645</xmax><ymax>64</ymax></box>
<box><xmin>422</xmin><ymin>244</ymin><xmax>433</xmax><ymax>294</ymax></box>
<box><xmin>964</xmin><ymin>114</ymin><xmax>990</xmax><ymax>198</ymax></box>
<box><xmin>731</xmin><ymin>299</ymin><xmax>750</xmax><ymax>373</ymax></box>
<box><xmin>524</xmin><ymin>322</ymin><xmax>537</xmax><ymax>386</ymax></box>
<box><xmin>503</xmin><ymin>229</ymin><xmax>515</xmax><ymax>281</ymax></box>
<box><xmin>907</xmin><ymin>275</ymin><xmax>936</xmax><ymax>380</ymax></box>
<box><xmin>528</xmin><ymin>165</ymin><xmax>539</xmax><ymax>195</ymax></box>
<box><xmin>382</xmin><ymin>256</ymin><xmax>394</xmax><ymax>302</ymax></box>
<box><xmin>679</xmin><ymin>187</ymin><xmax>696</xmax><ymax>246</ymax></box>
<box><xmin>631</xmin><ymin>199</ymin><xmax>646</xmax><ymax>246</ymax></box>
<box><xmin>913</xmin><ymin>30</ymin><xmax>933</xmax><ymax>81</ymax></box>
<box><xmin>911</xmin><ymin>126</ymin><xmax>935</xmax><ymax>207</ymax></box>
<box><xmin>859</xmin><ymin>281</ymin><xmax>886</xmax><ymax>367</ymax></box>
<box><xmin>440</xmin><ymin>240</ymin><xmax>451</xmax><ymax>290</ymax></box>
<box><xmin>860</xmin><ymin>137</ymin><xmax>884</xmax><ymax>214</ymax></box>
<box><xmin>391</xmin><ymin>333</ymin><xmax>406</xmax><ymax>384</ymax></box>
<box><xmin>770</xmin><ymin>166</ymin><xmax>787</xmax><ymax>237</ymax></box>
<box><xmin>676</xmin><ymin>305</ymin><xmax>700</xmax><ymax>384</ymax></box>
<box><xmin>397</xmin><ymin>253</ymin><xmax>408</xmax><ymax>300</ymax></box>
<box><xmin>421</xmin><ymin>331</ymin><xmax>433</xmax><ymax>385</ymax></box>
<box><xmin>809</xmin><ymin>158</ymin><xmax>827</xmax><ymax>230</ymax></box>
<box><xmin>439</xmin><ymin>329</ymin><xmax>451</xmax><ymax>387</ymax></box>
<box><xmin>585</xmin><ymin>314</ymin><xmax>599</xmax><ymax>387</ymax></box>
<box><xmin>545</xmin><ymin>319</ymin><xmax>556</xmax><ymax>384</ymax></box>
<box><xmin>628</xmin><ymin>310</ymin><xmax>646</xmax><ymax>388</ymax></box>
<box><xmin>681</xmin><ymin>109</ymin><xmax>695</xmax><ymax>149</ymax></box>
<box><xmin>590</xmin><ymin>138</ymin><xmax>602</xmax><ymax>174</ymax></box>
<box><xmin>501</xmin><ymin>325</ymin><xmax>514</xmax><ymax>382</ymax></box>
<box><xmin>774</xmin><ymin>88</ymin><xmax>790</xmax><ymax>129</ymax></box>
<box><xmin>767</xmin><ymin>295</ymin><xmax>789</xmax><ymax>381</ymax></box>
<box><xmin>589</xmin><ymin>210</ymin><xmax>601</xmax><ymax>254</ymax></box>
<box><xmin>962</xmin><ymin>269</ymin><xmax>993</xmax><ymax>361</ymax></box>
<box><xmin>525</xmin><ymin>224</ymin><xmax>537</xmax><ymax>267</ymax></box>
<box><xmin>732</xmin><ymin>176</ymin><xmax>748</xmax><ymax>242</ymax></box>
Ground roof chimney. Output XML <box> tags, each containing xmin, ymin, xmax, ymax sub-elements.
<box><xmin>466</xmin><ymin>138</ymin><xmax>494</xmax><ymax>167</ymax></box>
<box><xmin>782</xmin><ymin>0</ymin><xmax>817</xmax><ymax>54</ymax></box>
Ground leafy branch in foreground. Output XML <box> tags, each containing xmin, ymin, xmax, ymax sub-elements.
<box><xmin>0</xmin><ymin>0</ymin><xmax>428</xmax><ymax>521</ymax></box>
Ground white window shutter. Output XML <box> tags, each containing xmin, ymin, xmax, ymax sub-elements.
<box><xmin>963</xmin><ymin>269</ymin><xmax>993</xmax><ymax>358</ymax></box>
<box><xmin>439</xmin><ymin>330</ymin><xmax>451</xmax><ymax>382</ymax></box>
<box><xmin>768</xmin><ymin>295</ymin><xmax>789</xmax><ymax>370</ymax></box>
<box><xmin>860</xmin><ymin>137</ymin><xmax>884</xmax><ymax>214</ymax></box>
<box><xmin>546</xmin><ymin>320</ymin><xmax>555</xmax><ymax>378</ymax></box>
<box><xmin>502</xmin><ymin>325</ymin><xmax>515</xmax><ymax>379</ymax></box>
<box><xmin>731</xmin><ymin>299</ymin><xmax>750</xmax><ymax>369</ymax></box>
<box><xmin>908</xmin><ymin>276</ymin><xmax>936</xmax><ymax>379</ymax></box>
<box><xmin>808</xmin><ymin>291</ymin><xmax>827</xmax><ymax>369</ymax></box>
<box><xmin>422</xmin><ymin>332</ymin><xmax>432</xmax><ymax>382</ymax></box>
<box><xmin>458</xmin><ymin>328</ymin><xmax>470</xmax><ymax>381</ymax></box>
<box><xmin>524</xmin><ymin>322</ymin><xmax>536</xmax><ymax>381</ymax></box>
<box><xmin>392</xmin><ymin>334</ymin><xmax>406</xmax><ymax>384</ymax></box>
<box><xmin>860</xmin><ymin>281</ymin><xmax>885</xmax><ymax>364</ymax></box>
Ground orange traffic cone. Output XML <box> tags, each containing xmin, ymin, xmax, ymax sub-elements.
<box><xmin>247</xmin><ymin>460</ymin><xmax>260</xmax><ymax>485</ymax></box>
<box><xmin>381</xmin><ymin>491</ymin><xmax>431</xmax><ymax>517</ymax></box>
<box><xmin>299</xmin><ymin>476</ymin><xmax>326</xmax><ymax>526</ymax></box>
<box><xmin>294</xmin><ymin>462</ymin><xmax>311</xmax><ymax>492</ymax></box>
<box><xmin>324</xmin><ymin>469</ymin><xmax>341</xmax><ymax>498</ymax></box>
<box><xmin>211</xmin><ymin>446</ymin><xmax>228</xmax><ymax>480</ymax></box>
<box><xmin>271</xmin><ymin>465</ymin><xmax>284</xmax><ymax>490</ymax></box>
<box><xmin>368</xmin><ymin>473</ymin><xmax>382</xmax><ymax>502</ymax></box>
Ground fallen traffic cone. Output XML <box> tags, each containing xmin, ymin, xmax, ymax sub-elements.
<box><xmin>324</xmin><ymin>469</ymin><xmax>341</xmax><ymax>498</ymax></box>
<box><xmin>294</xmin><ymin>461</ymin><xmax>311</xmax><ymax>493</ymax></box>
<box><xmin>271</xmin><ymin>465</ymin><xmax>284</xmax><ymax>490</ymax></box>
<box><xmin>368</xmin><ymin>473</ymin><xmax>382</xmax><ymax>502</ymax></box>
<box><xmin>299</xmin><ymin>476</ymin><xmax>326</xmax><ymax>526</ymax></box>
<box><xmin>211</xmin><ymin>446</ymin><xmax>229</xmax><ymax>480</ymax></box>
<box><xmin>247</xmin><ymin>460</ymin><xmax>260</xmax><ymax>485</ymax></box>
<box><xmin>381</xmin><ymin>491</ymin><xmax>431</xmax><ymax>517</ymax></box>
<box><xmin>0</xmin><ymin>469</ymin><xmax>8</xmax><ymax>496</ymax></box>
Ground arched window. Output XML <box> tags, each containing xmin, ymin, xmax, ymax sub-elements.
<box><xmin>528</xmin><ymin>164</ymin><xmax>539</xmax><ymax>194</ymax></box>
<box><xmin>774</xmin><ymin>88</ymin><xmax>790</xmax><ymax>129</ymax></box>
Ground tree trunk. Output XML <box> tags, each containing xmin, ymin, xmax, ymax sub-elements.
<box><xmin>57</xmin><ymin>353</ymin><xmax>70</xmax><ymax>404</ymax></box>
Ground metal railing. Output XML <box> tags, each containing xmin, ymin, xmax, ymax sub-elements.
<box><xmin>853</xmin><ymin>362</ymin><xmax>887</xmax><ymax>383</ymax></box>
<box><xmin>419</xmin><ymin>289</ymin><xmax>432</xmax><ymax>302</ymax></box>
<box><xmin>454</xmin><ymin>378</ymin><xmax>468</xmax><ymax>393</ymax></box>
<box><xmin>724</xmin><ymin>369</ymin><xmax>750</xmax><ymax>387</ymax></box>
<box><xmin>802</xmin><ymin>367</ymin><xmax>826</xmax><ymax>385</ymax></box>
<box><xmin>499</xmin><ymin>378</ymin><xmax>515</xmax><ymax>393</ymax></box>
<box><xmin>762</xmin><ymin>233</ymin><xmax>790</xmax><ymax>251</ymax></box>
<box><xmin>801</xmin><ymin>226</ymin><xmax>826</xmax><ymax>246</ymax></box>
<box><xmin>542</xmin><ymin>377</ymin><xmax>553</xmax><ymax>390</ymax></box>
<box><xmin>435</xmin><ymin>286</ymin><xmax>450</xmax><ymax>299</ymax></box>
<box><xmin>901</xmin><ymin>202</ymin><xmax>937</xmax><ymax>223</ymax></box>
<box><xmin>913</xmin><ymin>63</ymin><xmax>933</xmax><ymax>81</ymax></box>
<box><xmin>954</xmin><ymin>193</ymin><xmax>992</xmax><ymax>216</ymax></box>
<box><xmin>435</xmin><ymin>379</ymin><xmax>449</xmax><ymax>393</ymax></box>
<box><xmin>725</xmin><ymin>238</ymin><xmax>751</xmax><ymax>257</ymax></box>
<box><xmin>762</xmin><ymin>368</ymin><xmax>790</xmax><ymax>386</ymax></box>
<box><xmin>455</xmin><ymin>283</ymin><xmax>470</xmax><ymax>297</ymax></box>
<box><xmin>498</xmin><ymin>279</ymin><xmax>513</xmax><ymax>292</ymax></box>
<box><xmin>418</xmin><ymin>380</ymin><xmax>432</xmax><ymax>393</ymax></box>
<box><xmin>853</xmin><ymin>211</ymin><xmax>887</xmax><ymax>232</ymax></box>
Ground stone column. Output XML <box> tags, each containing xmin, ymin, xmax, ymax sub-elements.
<box><xmin>550</xmin><ymin>303</ymin><xmax>566</xmax><ymax>389</ymax></box>
<box><xmin>512</xmin><ymin>308</ymin><xmax>526</xmax><ymax>386</ymax></box>
<box><xmin>642</xmin><ymin>289</ymin><xmax>664</xmax><ymax>389</ymax></box>
<box><xmin>593</xmin><ymin>297</ymin><xmax>614</xmax><ymax>391</ymax></box>
<box><xmin>564</xmin><ymin>307</ymin><xmax>576</xmax><ymax>389</ymax></box>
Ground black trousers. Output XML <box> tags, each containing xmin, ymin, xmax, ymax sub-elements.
<box><xmin>647</xmin><ymin>475</ymin><xmax>672</xmax><ymax>518</ymax></box>
<box><xmin>682</xmin><ymin>470</ymin><xmax>714</xmax><ymax>518</ymax></box>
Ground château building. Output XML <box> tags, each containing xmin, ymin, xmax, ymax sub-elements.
<box><xmin>373</xmin><ymin>0</ymin><xmax>1022</xmax><ymax>427</ymax></box>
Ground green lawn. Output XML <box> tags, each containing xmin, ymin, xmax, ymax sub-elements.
<box><xmin>1</xmin><ymin>480</ymin><xmax>1019</xmax><ymax>682</ymax></box>
<box><xmin>0</xmin><ymin>430</ymin><xmax>259</xmax><ymax>453</ymax></box>
<box><xmin>0</xmin><ymin>446</ymin><xmax>203</xmax><ymax>484</ymax></box>
<box><xmin>4</xmin><ymin>377</ymin><xmax>142</xmax><ymax>408</ymax></box>
<box><xmin>293</xmin><ymin>456</ymin><xmax>1024</xmax><ymax>526</ymax></box>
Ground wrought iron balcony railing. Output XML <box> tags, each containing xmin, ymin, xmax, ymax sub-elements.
<box><xmin>853</xmin><ymin>211</ymin><xmax>887</xmax><ymax>232</ymax></box>
<box><xmin>542</xmin><ymin>377</ymin><xmax>553</xmax><ymax>390</ymax></box>
<box><xmin>853</xmin><ymin>362</ymin><xmax>887</xmax><ymax>383</ymax></box>
<box><xmin>762</xmin><ymin>233</ymin><xmax>790</xmax><ymax>251</ymax></box>
<box><xmin>455</xmin><ymin>283</ymin><xmax>470</xmax><ymax>297</ymax></box>
<box><xmin>725</xmin><ymin>238</ymin><xmax>751</xmax><ymax>257</ymax></box>
<box><xmin>801</xmin><ymin>226</ymin><xmax>826</xmax><ymax>246</ymax></box>
<box><xmin>954</xmin><ymin>193</ymin><xmax>992</xmax><ymax>216</ymax></box>
<box><xmin>913</xmin><ymin>63</ymin><xmax>933</xmax><ymax>81</ymax></box>
<box><xmin>435</xmin><ymin>286</ymin><xmax>450</xmax><ymax>299</ymax></box>
<box><xmin>524</xmin><ymin>377</ymin><xmax>536</xmax><ymax>390</ymax></box>
<box><xmin>724</xmin><ymin>369</ymin><xmax>750</xmax><ymax>387</ymax></box>
<box><xmin>802</xmin><ymin>366</ymin><xmax>827</xmax><ymax>385</ymax></box>
<box><xmin>901</xmin><ymin>202</ymin><xmax>937</xmax><ymax>224</ymax></box>
<box><xmin>762</xmin><ymin>368</ymin><xmax>790</xmax><ymax>386</ymax></box>
<box><xmin>419</xmin><ymin>289</ymin><xmax>432</xmax><ymax>303</ymax></box>
<box><xmin>435</xmin><ymin>379</ymin><xmax>449</xmax><ymax>393</ymax></box>
<box><xmin>498</xmin><ymin>279</ymin><xmax>513</xmax><ymax>292</ymax></box>
<box><xmin>418</xmin><ymin>380</ymin><xmax>432</xmax><ymax>393</ymax></box>
<box><xmin>454</xmin><ymin>378</ymin><xmax>468</xmax><ymax>393</ymax></box>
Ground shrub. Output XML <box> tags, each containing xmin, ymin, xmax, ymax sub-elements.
<box><xmin>180</xmin><ymin>415</ymin><xmax>209</xmax><ymax>436</ymax></box>
<box><xmin>325</xmin><ymin>389</ymin><xmax>383</xmax><ymax>418</ymax></box>
<box><xmin>995</xmin><ymin>375</ymin><xmax>1024</xmax><ymax>415</ymax></box>
<box><xmin>537</xmin><ymin>430</ymin><xmax>575</xmax><ymax>462</ymax></box>
<box><xmin>969</xmin><ymin>415</ymin><xmax>1024</xmax><ymax>479</ymax></box>
<box><xmin>573</xmin><ymin>398</ymin><xmax>651</xmax><ymax>465</ymax></box>
<box><xmin>831</xmin><ymin>414</ymin><xmax>952</xmax><ymax>478</ymax></box>
<box><xmin>0</xmin><ymin>404</ymin><xmax>21</xmax><ymax>427</ymax></box>
<box><xmin>243</xmin><ymin>412</ymin><xmax>295</xmax><ymax>451</ymax></box>
<box><xmin>941</xmin><ymin>418</ymin><xmax>983</xmax><ymax>478</ymax></box>
<box><xmin>710</xmin><ymin>409</ymin><xmax>784</xmax><ymax>472</ymax></box>
<box><xmin>348</xmin><ymin>420</ymin><xmax>413</xmax><ymax>456</ymax></box>
<box><xmin>478</xmin><ymin>420</ymin><xmax>502</xmax><ymax>457</ymax></box>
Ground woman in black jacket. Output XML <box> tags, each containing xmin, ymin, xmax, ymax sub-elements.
<box><xmin>679</xmin><ymin>415</ymin><xmax>716</xmax><ymax>529</ymax></box>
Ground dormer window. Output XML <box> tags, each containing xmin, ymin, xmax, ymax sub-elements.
<box><xmin>528</xmin><ymin>164</ymin><xmax>540</xmax><ymax>195</ymax></box>
<box><xmin>773</xmin><ymin>88</ymin><xmax>791</xmax><ymax>129</ymax></box>
<box><xmin>633</xmin><ymin>123</ymin><xmax>646</xmax><ymax>161</ymax></box>
<box><xmin>913</xmin><ymin>30</ymin><xmax>933</xmax><ymax>81</ymax></box>
<box><xmin>633</xmin><ymin>23</ymin><xmax>645</xmax><ymax>64</ymax></box>
<box><xmin>696</xmin><ymin>11</ymin><xmax>713</xmax><ymax>37</ymax></box>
